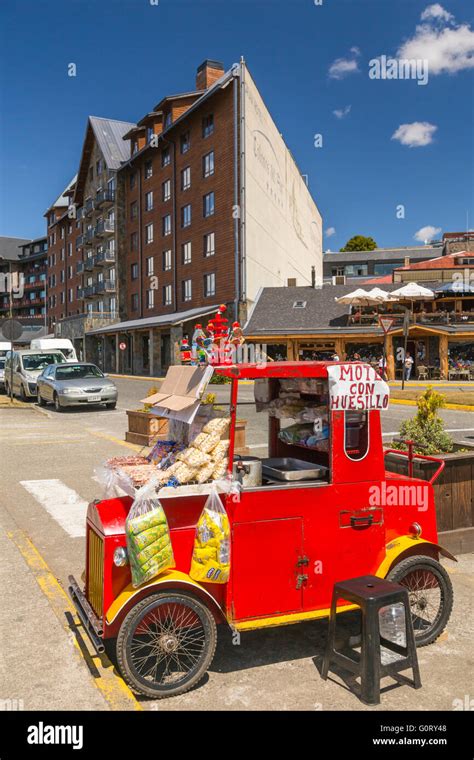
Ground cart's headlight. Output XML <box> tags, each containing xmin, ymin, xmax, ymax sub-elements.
<box><xmin>409</xmin><ymin>522</ymin><xmax>422</xmax><ymax>538</ymax></box>
<box><xmin>113</xmin><ymin>547</ymin><xmax>129</xmax><ymax>566</ymax></box>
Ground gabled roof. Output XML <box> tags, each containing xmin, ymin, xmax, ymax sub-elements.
<box><xmin>0</xmin><ymin>236</ymin><xmax>31</xmax><ymax>262</ymax></box>
<box><xmin>397</xmin><ymin>251</ymin><xmax>474</xmax><ymax>271</ymax></box>
<box><xmin>244</xmin><ymin>284</ymin><xmax>404</xmax><ymax>336</ymax></box>
<box><xmin>323</xmin><ymin>246</ymin><xmax>440</xmax><ymax>263</ymax></box>
<box><xmin>44</xmin><ymin>175</ymin><xmax>77</xmax><ymax>215</ymax></box>
<box><xmin>153</xmin><ymin>91</ymin><xmax>202</xmax><ymax>112</ymax></box>
<box><xmin>73</xmin><ymin>116</ymin><xmax>134</xmax><ymax>204</ymax></box>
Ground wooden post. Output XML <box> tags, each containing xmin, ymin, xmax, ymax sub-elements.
<box><xmin>439</xmin><ymin>334</ymin><xmax>448</xmax><ymax>379</ymax></box>
<box><xmin>334</xmin><ymin>338</ymin><xmax>344</xmax><ymax>360</ymax></box>
<box><xmin>386</xmin><ymin>333</ymin><xmax>395</xmax><ymax>380</ymax></box>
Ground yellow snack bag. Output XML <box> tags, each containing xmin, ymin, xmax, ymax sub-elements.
<box><xmin>190</xmin><ymin>488</ymin><xmax>230</xmax><ymax>584</ymax></box>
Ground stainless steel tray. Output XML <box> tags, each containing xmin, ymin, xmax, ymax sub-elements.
<box><xmin>262</xmin><ymin>457</ymin><xmax>327</xmax><ymax>481</ymax></box>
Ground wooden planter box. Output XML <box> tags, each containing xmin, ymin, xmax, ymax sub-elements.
<box><xmin>385</xmin><ymin>445</ymin><xmax>474</xmax><ymax>555</ymax></box>
<box><xmin>125</xmin><ymin>410</ymin><xmax>169</xmax><ymax>446</ymax></box>
<box><xmin>234</xmin><ymin>419</ymin><xmax>249</xmax><ymax>456</ymax></box>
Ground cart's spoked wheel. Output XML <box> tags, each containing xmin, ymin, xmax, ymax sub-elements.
<box><xmin>117</xmin><ymin>592</ymin><xmax>217</xmax><ymax>699</ymax></box>
<box><xmin>388</xmin><ymin>555</ymin><xmax>453</xmax><ymax>647</ymax></box>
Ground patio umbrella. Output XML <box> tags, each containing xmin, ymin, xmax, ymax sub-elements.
<box><xmin>388</xmin><ymin>282</ymin><xmax>435</xmax><ymax>301</ymax></box>
<box><xmin>365</xmin><ymin>287</ymin><xmax>391</xmax><ymax>302</ymax></box>
<box><xmin>387</xmin><ymin>282</ymin><xmax>435</xmax><ymax>389</ymax></box>
<box><xmin>335</xmin><ymin>288</ymin><xmax>381</xmax><ymax>306</ymax></box>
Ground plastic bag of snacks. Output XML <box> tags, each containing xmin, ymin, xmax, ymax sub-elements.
<box><xmin>189</xmin><ymin>487</ymin><xmax>230</xmax><ymax>583</ymax></box>
<box><xmin>191</xmin><ymin>431</ymin><xmax>220</xmax><ymax>454</ymax></box>
<box><xmin>177</xmin><ymin>447</ymin><xmax>211</xmax><ymax>468</ymax></box>
<box><xmin>210</xmin><ymin>439</ymin><xmax>230</xmax><ymax>461</ymax></box>
<box><xmin>202</xmin><ymin>417</ymin><xmax>230</xmax><ymax>437</ymax></box>
<box><xmin>125</xmin><ymin>479</ymin><xmax>174</xmax><ymax>587</ymax></box>
<box><xmin>95</xmin><ymin>465</ymin><xmax>133</xmax><ymax>500</ymax></box>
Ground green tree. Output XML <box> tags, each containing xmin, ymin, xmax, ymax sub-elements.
<box><xmin>340</xmin><ymin>235</ymin><xmax>378</xmax><ymax>252</ymax></box>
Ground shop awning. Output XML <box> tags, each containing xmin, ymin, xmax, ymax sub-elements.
<box><xmin>433</xmin><ymin>282</ymin><xmax>473</xmax><ymax>295</ymax></box>
<box><xmin>85</xmin><ymin>304</ymin><xmax>220</xmax><ymax>335</ymax></box>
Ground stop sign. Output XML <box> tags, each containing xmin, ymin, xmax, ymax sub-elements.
<box><xmin>119</xmin><ymin>342</ymin><xmax>127</xmax><ymax>351</ymax></box>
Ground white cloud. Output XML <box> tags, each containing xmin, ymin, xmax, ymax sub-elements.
<box><xmin>329</xmin><ymin>49</ymin><xmax>361</xmax><ymax>79</ymax></box>
<box><xmin>325</xmin><ymin>227</ymin><xmax>336</xmax><ymax>237</ymax></box>
<box><xmin>333</xmin><ymin>105</ymin><xmax>351</xmax><ymax>119</ymax></box>
<box><xmin>397</xmin><ymin>5</ymin><xmax>474</xmax><ymax>75</ymax></box>
<box><xmin>391</xmin><ymin>121</ymin><xmax>437</xmax><ymax>147</ymax></box>
<box><xmin>414</xmin><ymin>225</ymin><xmax>442</xmax><ymax>242</ymax></box>
<box><xmin>420</xmin><ymin>4</ymin><xmax>453</xmax><ymax>23</ymax></box>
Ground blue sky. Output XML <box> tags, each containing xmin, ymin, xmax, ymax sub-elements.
<box><xmin>1</xmin><ymin>0</ymin><xmax>473</xmax><ymax>250</ymax></box>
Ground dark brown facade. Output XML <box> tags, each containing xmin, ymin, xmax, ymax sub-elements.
<box><xmin>45</xmin><ymin>191</ymin><xmax>82</xmax><ymax>331</ymax></box>
<box><xmin>119</xmin><ymin>62</ymin><xmax>237</xmax><ymax>325</ymax></box>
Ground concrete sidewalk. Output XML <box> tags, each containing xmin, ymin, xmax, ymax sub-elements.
<box><xmin>0</xmin><ymin>516</ymin><xmax>108</xmax><ymax>711</ymax></box>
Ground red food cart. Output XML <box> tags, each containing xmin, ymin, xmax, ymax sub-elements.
<box><xmin>68</xmin><ymin>361</ymin><xmax>454</xmax><ymax>698</ymax></box>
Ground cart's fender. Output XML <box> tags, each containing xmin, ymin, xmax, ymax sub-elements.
<box><xmin>376</xmin><ymin>536</ymin><xmax>457</xmax><ymax>578</ymax></box>
<box><xmin>105</xmin><ymin>569</ymin><xmax>225</xmax><ymax>626</ymax></box>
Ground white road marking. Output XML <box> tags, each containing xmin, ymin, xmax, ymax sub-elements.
<box><xmin>19</xmin><ymin>480</ymin><xmax>88</xmax><ymax>538</ymax></box>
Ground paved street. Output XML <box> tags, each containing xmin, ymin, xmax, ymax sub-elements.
<box><xmin>1</xmin><ymin>377</ymin><xmax>473</xmax><ymax>711</ymax></box>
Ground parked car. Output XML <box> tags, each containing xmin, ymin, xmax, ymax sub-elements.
<box><xmin>37</xmin><ymin>362</ymin><xmax>118</xmax><ymax>411</ymax></box>
<box><xmin>0</xmin><ymin>357</ymin><xmax>5</xmax><ymax>390</ymax></box>
<box><xmin>4</xmin><ymin>350</ymin><xmax>67</xmax><ymax>399</ymax></box>
<box><xmin>30</xmin><ymin>337</ymin><xmax>78</xmax><ymax>362</ymax></box>
<box><xmin>0</xmin><ymin>341</ymin><xmax>12</xmax><ymax>359</ymax></box>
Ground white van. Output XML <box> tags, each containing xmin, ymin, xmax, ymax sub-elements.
<box><xmin>0</xmin><ymin>341</ymin><xmax>12</xmax><ymax>359</ymax></box>
<box><xmin>30</xmin><ymin>338</ymin><xmax>78</xmax><ymax>362</ymax></box>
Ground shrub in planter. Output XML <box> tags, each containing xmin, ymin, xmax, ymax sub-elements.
<box><xmin>210</xmin><ymin>374</ymin><xmax>231</xmax><ymax>384</ymax></box>
<box><xmin>391</xmin><ymin>386</ymin><xmax>454</xmax><ymax>455</ymax></box>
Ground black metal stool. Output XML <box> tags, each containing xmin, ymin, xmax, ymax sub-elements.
<box><xmin>321</xmin><ymin>574</ymin><xmax>421</xmax><ymax>705</ymax></box>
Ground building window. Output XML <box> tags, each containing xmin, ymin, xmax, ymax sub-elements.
<box><xmin>146</xmin><ymin>257</ymin><xmax>154</xmax><ymax>276</ymax></box>
<box><xmin>180</xmin><ymin>131</ymin><xmax>191</xmax><ymax>154</ymax></box>
<box><xmin>182</xmin><ymin>241</ymin><xmax>192</xmax><ymax>264</ymax></box>
<box><xmin>130</xmin><ymin>201</ymin><xmax>138</xmax><ymax>221</ymax></box>
<box><xmin>182</xmin><ymin>279</ymin><xmax>192</xmax><ymax>302</ymax></box>
<box><xmin>146</xmin><ymin>126</ymin><xmax>154</xmax><ymax>144</ymax></box>
<box><xmin>203</xmin><ymin>150</ymin><xmax>215</xmax><ymax>178</ymax></box>
<box><xmin>162</xmin><ymin>214</ymin><xmax>171</xmax><ymax>236</ymax></box>
<box><xmin>162</xmin><ymin>147</ymin><xmax>171</xmax><ymax>167</ymax></box>
<box><xmin>164</xmin><ymin>112</ymin><xmax>172</xmax><ymax>129</ymax></box>
<box><xmin>132</xmin><ymin>140</ymin><xmax>138</xmax><ymax>155</ymax></box>
<box><xmin>203</xmin><ymin>192</ymin><xmax>215</xmax><ymax>218</ymax></box>
<box><xmin>181</xmin><ymin>166</ymin><xmax>191</xmax><ymax>191</ymax></box>
<box><xmin>60</xmin><ymin>227</ymin><xmax>65</xmax><ymax>239</ymax></box>
<box><xmin>131</xmin><ymin>231</ymin><xmax>138</xmax><ymax>252</ymax></box>
<box><xmin>60</xmin><ymin>270</ymin><xmax>65</xmax><ymax>283</ymax></box>
<box><xmin>69</xmin><ymin>289</ymin><xmax>73</xmax><ymax>303</ymax></box>
<box><xmin>145</xmin><ymin>191</ymin><xmax>153</xmax><ymax>211</ymax></box>
<box><xmin>181</xmin><ymin>204</ymin><xmax>191</xmax><ymax>228</ymax></box>
<box><xmin>68</xmin><ymin>265</ymin><xmax>73</xmax><ymax>278</ymax></box>
<box><xmin>130</xmin><ymin>172</ymin><xmax>136</xmax><ymax>190</ymax></box>
<box><xmin>60</xmin><ymin>247</ymin><xmax>65</xmax><ymax>261</ymax></box>
<box><xmin>163</xmin><ymin>284</ymin><xmax>172</xmax><ymax>306</ymax></box>
<box><xmin>162</xmin><ymin>179</ymin><xmax>171</xmax><ymax>202</ymax></box>
<box><xmin>131</xmin><ymin>263</ymin><xmax>138</xmax><ymax>280</ymax></box>
<box><xmin>202</xmin><ymin>114</ymin><xmax>214</xmax><ymax>138</ymax></box>
<box><xmin>146</xmin><ymin>289</ymin><xmax>154</xmax><ymax>309</ymax></box>
<box><xmin>131</xmin><ymin>293</ymin><xmax>139</xmax><ymax>311</ymax></box>
<box><xmin>145</xmin><ymin>223</ymin><xmax>154</xmax><ymax>244</ymax></box>
<box><xmin>110</xmin><ymin>297</ymin><xmax>117</xmax><ymax>314</ymax></box>
<box><xmin>204</xmin><ymin>231</ymin><xmax>215</xmax><ymax>257</ymax></box>
<box><xmin>162</xmin><ymin>249</ymin><xmax>172</xmax><ymax>271</ymax></box>
<box><xmin>144</xmin><ymin>160</ymin><xmax>153</xmax><ymax>179</ymax></box>
<box><xmin>204</xmin><ymin>272</ymin><xmax>216</xmax><ymax>297</ymax></box>
<box><xmin>96</xmin><ymin>158</ymin><xmax>103</xmax><ymax>175</ymax></box>
<box><xmin>68</xmin><ymin>242</ymin><xmax>72</xmax><ymax>257</ymax></box>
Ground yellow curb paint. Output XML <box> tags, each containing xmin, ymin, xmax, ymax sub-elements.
<box><xmin>87</xmin><ymin>429</ymin><xmax>144</xmax><ymax>452</ymax></box>
<box><xmin>390</xmin><ymin>399</ymin><xmax>474</xmax><ymax>411</ymax></box>
<box><xmin>6</xmin><ymin>529</ymin><xmax>142</xmax><ymax>711</ymax></box>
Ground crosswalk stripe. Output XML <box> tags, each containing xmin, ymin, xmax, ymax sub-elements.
<box><xmin>19</xmin><ymin>479</ymin><xmax>88</xmax><ymax>538</ymax></box>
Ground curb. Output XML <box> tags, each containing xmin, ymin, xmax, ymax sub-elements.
<box><xmin>390</xmin><ymin>398</ymin><xmax>474</xmax><ymax>412</ymax></box>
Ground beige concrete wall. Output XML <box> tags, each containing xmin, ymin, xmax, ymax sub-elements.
<box><xmin>243</xmin><ymin>65</ymin><xmax>323</xmax><ymax>306</ymax></box>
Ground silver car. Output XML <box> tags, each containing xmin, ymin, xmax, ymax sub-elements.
<box><xmin>37</xmin><ymin>362</ymin><xmax>118</xmax><ymax>411</ymax></box>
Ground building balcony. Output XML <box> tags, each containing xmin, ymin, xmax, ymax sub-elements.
<box><xmin>95</xmin><ymin>219</ymin><xmax>115</xmax><ymax>237</ymax></box>
<box><xmin>84</xmin><ymin>257</ymin><xmax>94</xmax><ymax>272</ymax></box>
<box><xmin>84</xmin><ymin>228</ymin><xmax>95</xmax><ymax>244</ymax></box>
<box><xmin>96</xmin><ymin>279</ymin><xmax>116</xmax><ymax>294</ymax></box>
<box><xmin>94</xmin><ymin>249</ymin><xmax>115</xmax><ymax>266</ymax></box>
<box><xmin>96</xmin><ymin>189</ymin><xmax>115</xmax><ymax>208</ymax></box>
<box><xmin>83</xmin><ymin>285</ymin><xmax>97</xmax><ymax>299</ymax></box>
<box><xmin>76</xmin><ymin>261</ymin><xmax>85</xmax><ymax>274</ymax></box>
<box><xmin>76</xmin><ymin>235</ymin><xmax>84</xmax><ymax>250</ymax></box>
<box><xmin>84</xmin><ymin>198</ymin><xmax>95</xmax><ymax>216</ymax></box>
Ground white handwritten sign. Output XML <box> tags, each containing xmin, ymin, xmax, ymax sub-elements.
<box><xmin>327</xmin><ymin>363</ymin><xmax>390</xmax><ymax>411</ymax></box>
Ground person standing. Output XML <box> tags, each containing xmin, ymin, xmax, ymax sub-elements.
<box><xmin>404</xmin><ymin>352</ymin><xmax>414</xmax><ymax>381</ymax></box>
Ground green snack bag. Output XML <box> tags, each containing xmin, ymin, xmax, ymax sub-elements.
<box><xmin>132</xmin><ymin>524</ymin><xmax>168</xmax><ymax>552</ymax></box>
<box><xmin>125</xmin><ymin>479</ymin><xmax>175</xmax><ymax>587</ymax></box>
